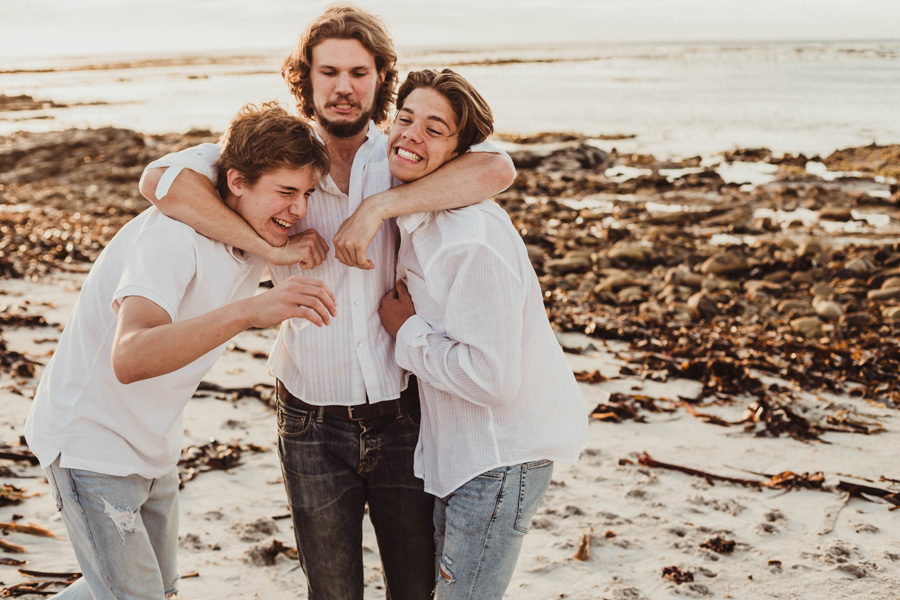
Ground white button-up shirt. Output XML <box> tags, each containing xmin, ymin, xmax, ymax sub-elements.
<box><xmin>394</xmin><ymin>200</ymin><xmax>589</xmax><ymax>497</ymax></box>
<box><xmin>146</xmin><ymin>123</ymin><xmax>510</xmax><ymax>406</ymax></box>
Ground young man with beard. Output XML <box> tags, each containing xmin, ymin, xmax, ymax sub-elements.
<box><xmin>137</xmin><ymin>5</ymin><xmax>515</xmax><ymax>600</ymax></box>
<box><xmin>25</xmin><ymin>103</ymin><xmax>335</xmax><ymax>600</ymax></box>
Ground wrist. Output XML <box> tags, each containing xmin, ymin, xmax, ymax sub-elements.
<box><xmin>365</xmin><ymin>190</ymin><xmax>393</xmax><ymax>222</ymax></box>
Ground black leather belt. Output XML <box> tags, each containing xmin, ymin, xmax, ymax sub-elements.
<box><xmin>276</xmin><ymin>377</ymin><xmax>420</xmax><ymax>421</ymax></box>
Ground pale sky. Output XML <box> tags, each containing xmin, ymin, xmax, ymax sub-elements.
<box><xmin>1</xmin><ymin>0</ymin><xmax>898</xmax><ymax>58</ymax></box>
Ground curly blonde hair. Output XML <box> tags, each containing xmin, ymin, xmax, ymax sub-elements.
<box><xmin>281</xmin><ymin>3</ymin><xmax>398</xmax><ymax>124</ymax></box>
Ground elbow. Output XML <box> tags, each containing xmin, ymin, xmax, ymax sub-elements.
<box><xmin>138</xmin><ymin>168</ymin><xmax>167</xmax><ymax>206</ymax></box>
<box><xmin>477</xmin><ymin>367</ymin><xmax>522</xmax><ymax>408</ymax></box>
<box><xmin>491</xmin><ymin>157</ymin><xmax>516</xmax><ymax>193</ymax></box>
<box><xmin>111</xmin><ymin>350</ymin><xmax>144</xmax><ymax>385</ymax></box>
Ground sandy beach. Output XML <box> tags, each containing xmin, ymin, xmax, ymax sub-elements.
<box><xmin>2</xmin><ymin>120</ymin><xmax>900</xmax><ymax>599</ymax></box>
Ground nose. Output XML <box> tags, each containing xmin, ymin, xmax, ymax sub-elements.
<box><xmin>335</xmin><ymin>72</ymin><xmax>352</xmax><ymax>95</ymax></box>
<box><xmin>289</xmin><ymin>196</ymin><xmax>307</xmax><ymax>219</ymax></box>
<box><xmin>402</xmin><ymin>121</ymin><xmax>424</xmax><ymax>144</ymax></box>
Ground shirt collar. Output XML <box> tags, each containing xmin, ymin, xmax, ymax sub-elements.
<box><xmin>314</xmin><ymin>121</ymin><xmax>383</xmax><ymax>195</ymax></box>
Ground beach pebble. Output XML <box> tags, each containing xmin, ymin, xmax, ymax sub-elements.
<box><xmin>845</xmin><ymin>256</ymin><xmax>877</xmax><ymax>274</ymax></box>
<box><xmin>839</xmin><ymin>312</ymin><xmax>876</xmax><ymax>329</ymax></box>
<box><xmin>810</xmin><ymin>282</ymin><xmax>834</xmax><ymax>297</ymax></box>
<box><xmin>608</xmin><ymin>242</ymin><xmax>654</xmax><ymax>263</ymax></box>
<box><xmin>595</xmin><ymin>271</ymin><xmax>635</xmax><ymax>294</ymax></box>
<box><xmin>700</xmin><ymin>252</ymin><xmax>748</xmax><ymax>276</ymax></box>
<box><xmin>866</xmin><ymin>286</ymin><xmax>900</xmax><ymax>301</ymax></box>
<box><xmin>813</xmin><ymin>297</ymin><xmax>843</xmax><ymax>320</ymax></box>
<box><xmin>545</xmin><ymin>253</ymin><xmax>592</xmax><ymax>275</ymax></box>
<box><xmin>688</xmin><ymin>291</ymin><xmax>719</xmax><ymax>318</ymax></box>
<box><xmin>763</xmin><ymin>270</ymin><xmax>792</xmax><ymax>283</ymax></box>
<box><xmin>791</xmin><ymin>316</ymin><xmax>825</xmax><ymax>338</ymax></box>
<box><xmin>881</xmin><ymin>277</ymin><xmax>900</xmax><ymax>290</ymax></box>
<box><xmin>819</xmin><ymin>207</ymin><xmax>853</xmax><ymax>221</ymax></box>
<box><xmin>798</xmin><ymin>240</ymin><xmax>825</xmax><ymax>257</ymax></box>
<box><xmin>881</xmin><ymin>306</ymin><xmax>900</xmax><ymax>322</ymax></box>
<box><xmin>665</xmin><ymin>266</ymin><xmax>705</xmax><ymax>289</ymax></box>
<box><xmin>778</xmin><ymin>299</ymin><xmax>815</xmax><ymax>317</ymax></box>
<box><xmin>525</xmin><ymin>244</ymin><xmax>545</xmax><ymax>264</ymax></box>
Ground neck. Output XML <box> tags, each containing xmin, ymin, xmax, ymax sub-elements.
<box><xmin>315</xmin><ymin>122</ymin><xmax>370</xmax><ymax>165</ymax></box>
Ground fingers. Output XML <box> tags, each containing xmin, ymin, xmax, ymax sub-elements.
<box><xmin>280</xmin><ymin>277</ymin><xmax>337</xmax><ymax>326</ymax></box>
<box><xmin>334</xmin><ymin>237</ymin><xmax>375</xmax><ymax>270</ymax></box>
<box><xmin>396</xmin><ymin>280</ymin><xmax>410</xmax><ymax>300</ymax></box>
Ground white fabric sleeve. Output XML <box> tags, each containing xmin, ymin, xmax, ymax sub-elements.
<box><xmin>144</xmin><ymin>143</ymin><xmax>222</xmax><ymax>200</ymax></box>
<box><xmin>111</xmin><ymin>221</ymin><xmax>198</xmax><ymax>322</ymax></box>
<box><xmin>394</xmin><ymin>243</ymin><xmax>526</xmax><ymax>407</ymax></box>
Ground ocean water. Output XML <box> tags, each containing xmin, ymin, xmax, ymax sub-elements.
<box><xmin>1</xmin><ymin>40</ymin><xmax>899</xmax><ymax>159</ymax></box>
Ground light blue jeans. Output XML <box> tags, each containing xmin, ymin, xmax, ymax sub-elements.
<box><xmin>46</xmin><ymin>458</ymin><xmax>180</xmax><ymax>600</ymax></box>
<box><xmin>433</xmin><ymin>459</ymin><xmax>553</xmax><ymax>600</ymax></box>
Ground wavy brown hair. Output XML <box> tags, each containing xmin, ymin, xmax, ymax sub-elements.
<box><xmin>282</xmin><ymin>3</ymin><xmax>398</xmax><ymax>124</ymax></box>
<box><xmin>214</xmin><ymin>102</ymin><xmax>330</xmax><ymax>199</ymax></box>
<box><xmin>396</xmin><ymin>69</ymin><xmax>494</xmax><ymax>155</ymax></box>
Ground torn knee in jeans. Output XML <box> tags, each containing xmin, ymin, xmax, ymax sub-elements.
<box><xmin>102</xmin><ymin>498</ymin><xmax>138</xmax><ymax>543</ymax></box>
<box><xmin>438</xmin><ymin>557</ymin><xmax>455</xmax><ymax>584</ymax></box>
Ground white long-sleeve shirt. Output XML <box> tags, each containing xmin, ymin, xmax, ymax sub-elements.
<box><xmin>394</xmin><ymin>200</ymin><xmax>589</xmax><ymax>497</ymax></box>
<box><xmin>145</xmin><ymin>123</ymin><xmax>510</xmax><ymax>406</ymax></box>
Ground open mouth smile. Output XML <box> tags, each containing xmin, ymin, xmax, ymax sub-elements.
<box><xmin>395</xmin><ymin>147</ymin><xmax>423</xmax><ymax>162</ymax></box>
<box><xmin>272</xmin><ymin>217</ymin><xmax>292</xmax><ymax>230</ymax></box>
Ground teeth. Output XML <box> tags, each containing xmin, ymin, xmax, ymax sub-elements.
<box><xmin>273</xmin><ymin>218</ymin><xmax>292</xmax><ymax>229</ymax></box>
<box><xmin>397</xmin><ymin>148</ymin><xmax>422</xmax><ymax>162</ymax></box>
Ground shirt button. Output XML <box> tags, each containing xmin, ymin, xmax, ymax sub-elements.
<box><xmin>357</xmin><ymin>342</ymin><xmax>363</xmax><ymax>348</ymax></box>
<box><xmin>354</xmin><ymin>300</ymin><xmax>360</xmax><ymax>307</ymax></box>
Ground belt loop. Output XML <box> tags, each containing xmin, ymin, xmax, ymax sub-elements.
<box><xmin>316</xmin><ymin>406</ymin><xmax>325</xmax><ymax>422</ymax></box>
<box><xmin>394</xmin><ymin>399</ymin><xmax>403</xmax><ymax>419</ymax></box>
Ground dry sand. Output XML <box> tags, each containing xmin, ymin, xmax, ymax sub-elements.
<box><xmin>1</xmin><ymin>269</ymin><xmax>898</xmax><ymax>599</ymax></box>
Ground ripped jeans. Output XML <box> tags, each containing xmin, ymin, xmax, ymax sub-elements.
<box><xmin>433</xmin><ymin>460</ymin><xmax>553</xmax><ymax>600</ymax></box>
<box><xmin>46</xmin><ymin>458</ymin><xmax>180</xmax><ymax>600</ymax></box>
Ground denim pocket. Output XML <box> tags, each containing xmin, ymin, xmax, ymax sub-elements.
<box><xmin>277</xmin><ymin>403</ymin><xmax>314</xmax><ymax>439</ymax></box>
<box><xmin>514</xmin><ymin>460</ymin><xmax>553</xmax><ymax>534</ymax></box>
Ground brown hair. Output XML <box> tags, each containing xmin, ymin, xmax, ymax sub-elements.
<box><xmin>281</xmin><ymin>3</ymin><xmax>398</xmax><ymax>124</ymax></box>
<box><xmin>214</xmin><ymin>102</ymin><xmax>330</xmax><ymax>199</ymax></box>
<box><xmin>396</xmin><ymin>69</ymin><xmax>494</xmax><ymax>154</ymax></box>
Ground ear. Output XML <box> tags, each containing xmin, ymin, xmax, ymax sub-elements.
<box><xmin>377</xmin><ymin>69</ymin><xmax>386</xmax><ymax>89</ymax></box>
<box><xmin>226</xmin><ymin>168</ymin><xmax>246</xmax><ymax>197</ymax></box>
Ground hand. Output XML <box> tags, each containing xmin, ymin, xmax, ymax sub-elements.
<box><xmin>270</xmin><ymin>229</ymin><xmax>329</xmax><ymax>268</ymax></box>
<box><xmin>378</xmin><ymin>281</ymin><xmax>416</xmax><ymax>338</ymax></box>
<box><xmin>248</xmin><ymin>276</ymin><xmax>337</xmax><ymax>328</ymax></box>
<box><xmin>333</xmin><ymin>194</ymin><xmax>386</xmax><ymax>270</ymax></box>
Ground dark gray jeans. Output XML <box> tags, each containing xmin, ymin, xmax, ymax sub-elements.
<box><xmin>276</xmin><ymin>394</ymin><xmax>435</xmax><ymax>600</ymax></box>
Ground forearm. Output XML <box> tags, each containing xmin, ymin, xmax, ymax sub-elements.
<box><xmin>112</xmin><ymin>299</ymin><xmax>254</xmax><ymax>384</ymax></box>
<box><xmin>140</xmin><ymin>167</ymin><xmax>277</xmax><ymax>259</ymax></box>
<box><xmin>371</xmin><ymin>152</ymin><xmax>515</xmax><ymax>220</ymax></box>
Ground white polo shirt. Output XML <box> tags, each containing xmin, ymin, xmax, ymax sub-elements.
<box><xmin>25</xmin><ymin>208</ymin><xmax>264</xmax><ymax>479</ymax></box>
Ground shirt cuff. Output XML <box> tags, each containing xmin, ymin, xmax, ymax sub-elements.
<box><xmin>394</xmin><ymin>314</ymin><xmax>433</xmax><ymax>370</ymax></box>
<box><xmin>154</xmin><ymin>166</ymin><xmax>184</xmax><ymax>200</ymax></box>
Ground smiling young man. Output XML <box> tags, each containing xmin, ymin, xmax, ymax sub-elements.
<box><xmin>378</xmin><ymin>70</ymin><xmax>589</xmax><ymax>599</ymax></box>
<box><xmin>24</xmin><ymin>104</ymin><xmax>335</xmax><ymax>600</ymax></box>
<box><xmin>135</xmin><ymin>5</ymin><xmax>515</xmax><ymax>600</ymax></box>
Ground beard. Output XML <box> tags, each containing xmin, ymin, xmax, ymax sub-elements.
<box><xmin>316</xmin><ymin>98</ymin><xmax>375</xmax><ymax>138</ymax></box>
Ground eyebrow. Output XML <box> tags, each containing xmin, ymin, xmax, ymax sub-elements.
<box><xmin>399</xmin><ymin>107</ymin><xmax>453</xmax><ymax>130</ymax></box>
